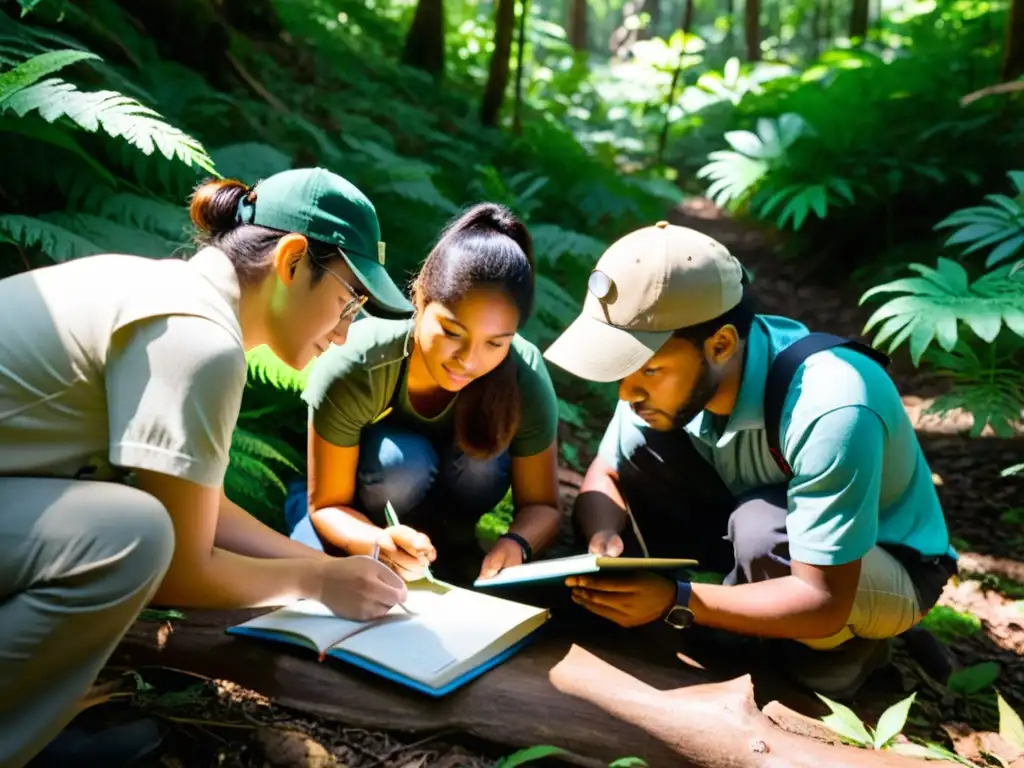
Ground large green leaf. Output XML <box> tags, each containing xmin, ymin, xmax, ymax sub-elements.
<box><xmin>860</xmin><ymin>258</ymin><xmax>1024</xmax><ymax>364</ymax></box>
<box><xmin>0</xmin><ymin>48</ymin><xmax>97</xmax><ymax>103</ymax></box>
<box><xmin>816</xmin><ymin>694</ymin><xmax>873</xmax><ymax>746</ymax></box>
<box><xmin>0</xmin><ymin>213</ymin><xmax>101</xmax><ymax>261</ymax></box>
<box><xmin>1</xmin><ymin>77</ymin><xmax>216</xmax><ymax>174</ymax></box>
<box><xmin>934</xmin><ymin>171</ymin><xmax>1024</xmax><ymax>269</ymax></box>
<box><xmin>873</xmin><ymin>693</ymin><xmax>915</xmax><ymax>749</ymax></box>
<box><xmin>999</xmin><ymin>691</ymin><xmax>1024</xmax><ymax>751</ymax></box>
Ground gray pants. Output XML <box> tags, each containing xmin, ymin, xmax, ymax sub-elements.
<box><xmin>0</xmin><ymin>477</ymin><xmax>175</xmax><ymax>767</ymax></box>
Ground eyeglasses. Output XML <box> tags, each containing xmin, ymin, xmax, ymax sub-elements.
<box><xmin>322</xmin><ymin>264</ymin><xmax>369</xmax><ymax>321</ymax></box>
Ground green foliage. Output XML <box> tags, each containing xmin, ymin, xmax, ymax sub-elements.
<box><xmin>934</xmin><ymin>171</ymin><xmax>1024</xmax><ymax>271</ymax></box>
<box><xmin>684</xmin><ymin>1</ymin><xmax>1018</xmax><ymax>269</ymax></box>
<box><xmin>494</xmin><ymin>745</ymin><xmax>648</xmax><ymax>767</ymax></box>
<box><xmin>475</xmin><ymin>489</ymin><xmax>515</xmax><ymax>549</ymax></box>
<box><xmin>860</xmin><ymin>169</ymin><xmax>1024</xmax><ymax>440</ymax></box>
<box><xmin>224</xmin><ymin>427</ymin><xmax>303</xmax><ymax>530</ymax></box>
<box><xmin>947</xmin><ymin>662</ymin><xmax>1001</xmax><ymax>697</ymax></box>
<box><xmin>817</xmin><ymin>692</ymin><xmax>973</xmax><ymax>763</ymax></box>
<box><xmin>918</xmin><ymin>605</ymin><xmax>982</xmax><ymax>645</ymax></box>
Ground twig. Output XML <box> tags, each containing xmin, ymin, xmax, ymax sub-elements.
<box><xmin>156</xmin><ymin>714</ymin><xmax>256</xmax><ymax>731</ymax></box>
<box><xmin>960</xmin><ymin>80</ymin><xmax>1024</xmax><ymax>107</ymax></box>
<box><xmin>226</xmin><ymin>51</ymin><xmax>289</xmax><ymax>113</ymax></box>
<box><xmin>363</xmin><ymin>730</ymin><xmax>455</xmax><ymax>767</ymax></box>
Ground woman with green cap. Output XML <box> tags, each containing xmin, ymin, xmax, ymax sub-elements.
<box><xmin>0</xmin><ymin>167</ymin><xmax>410</xmax><ymax>768</ymax></box>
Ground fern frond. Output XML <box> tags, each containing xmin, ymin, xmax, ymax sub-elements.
<box><xmin>0</xmin><ymin>214</ymin><xmax>101</xmax><ymax>262</ymax></box>
<box><xmin>39</xmin><ymin>212</ymin><xmax>184</xmax><ymax>259</ymax></box>
<box><xmin>246</xmin><ymin>345</ymin><xmax>312</xmax><ymax>393</ymax></box>
<box><xmin>528</xmin><ymin>224</ymin><xmax>607</xmax><ymax>268</ymax></box>
<box><xmin>230</xmin><ymin>427</ymin><xmax>300</xmax><ymax>473</ymax></box>
<box><xmin>0</xmin><ymin>49</ymin><xmax>98</xmax><ymax>102</ymax></box>
<box><xmin>0</xmin><ymin>113</ymin><xmax>114</xmax><ymax>184</ymax></box>
<box><xmin>860</xmin><ymin>259</ymin><xmax>1024</xmax><ymax>363</ymax></box>
<box><xmin>934</xmin><ymin>171</ymin><xmax>1024</xmax><ymax>269</ymax></box>
<box><xmin>1</xmin><ymin>76</ymin><xmax>216</xmax><ymax>175</ymax></box>
<box><xmin>78</xmin><ymin>191</ymin><xmax>192</xmax><ymax>242</ymax></box>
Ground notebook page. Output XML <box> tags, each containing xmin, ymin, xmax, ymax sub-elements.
<box><xmin>472</xmin><ymin>553</ymin><xmax>600</xmax><ymax>587</ymax></box>
<box><xmin>336</xmin><ymin>584</ymin><xmax>546</xmax><ymax>684</ymax></box>
<box><xmin>233</xmin><ymin>600</ymin><xmax>372</xmax><ymax>655</ymax></box>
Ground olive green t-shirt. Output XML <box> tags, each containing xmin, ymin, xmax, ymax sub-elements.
<box><xmin>302</xmin><ymin>317</ymin><xmax>559</xmax><ymax>457</ymax></box>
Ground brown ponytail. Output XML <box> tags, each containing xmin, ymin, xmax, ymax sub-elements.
<box><xmin>413</xmin><ymin>203</ymin><xmax>536</xmax><ymax>460</ymax></box>
<box><xmin>188</xmin><ymin>177</ymin><xmax>337</xmax><ymax>286</ymax></box>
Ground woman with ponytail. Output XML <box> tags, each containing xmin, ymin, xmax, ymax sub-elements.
<box><xmin>286</xmin><ymin>203</ymin><xmax>562</xmax><ymax>585</ymax></box>
<box><xmin>0</xmin><ymin>167</ymin><xmax>412</xmax><ymax>767</ymax></box>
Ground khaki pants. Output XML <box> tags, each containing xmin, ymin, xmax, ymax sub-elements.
<box><xmin>0</xmin><ymin>477</ymin><xmax>175</xmax><ymax>768</ymax></box>
<box><xmin>797</xmin><ymin>545</ymin><xmax>922</xmax><ymax>650</ymax></box>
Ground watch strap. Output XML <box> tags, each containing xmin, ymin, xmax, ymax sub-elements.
<box><xmin>498</xmin><ymin>532</ymin><xmax>533</xmax><ymax>563</ymax></box>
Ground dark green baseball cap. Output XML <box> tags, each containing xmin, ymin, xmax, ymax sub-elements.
<box><xmin>239</xmin><ymin>167</ymin><xmax>413</xmax><ymax>316</ymax></box>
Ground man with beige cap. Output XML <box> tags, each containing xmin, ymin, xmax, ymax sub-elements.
<box><xmin>543</xmin><ymin>221</ymin><xmax>958</xmax><ymax>699</ymax></box>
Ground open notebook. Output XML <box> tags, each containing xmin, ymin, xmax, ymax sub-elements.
<box><xmin>226</xmin><ymin>579</ymin><xmax>550</xmax><ymax>697</ymax></box>
<box><xmin>473</xmin><ymin>552</ymin><xmax>699</xmax><ymax>588</ymax></box>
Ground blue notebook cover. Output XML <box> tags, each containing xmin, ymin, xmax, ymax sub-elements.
<box><xmin>226</xmin><ymin>624</ymin><xmax>542</xmax><ymax>697</ymax></box>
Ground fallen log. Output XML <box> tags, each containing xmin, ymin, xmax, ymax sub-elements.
<box><xmin>108</xmin><ymin>607</ymin><xmax>935</xmax><ymax>768</ymax></box>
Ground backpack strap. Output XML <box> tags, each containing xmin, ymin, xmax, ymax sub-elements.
<box><xmin>763</xmin><ymin>333</ymin><xmax>891</xmax><ymax>477</ymax></box>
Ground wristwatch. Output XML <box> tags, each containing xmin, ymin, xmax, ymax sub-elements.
<box><xmin>663</xmin><ymin>580</ymin><xmax>695</xmax><ymax>630</ymax></box>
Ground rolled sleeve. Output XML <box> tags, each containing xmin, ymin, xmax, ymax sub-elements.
<box><xmin>785</xmin><ymin>405</ymin><xmax>885</xmax><ymax>566</ymax></box>
<box><xmin>105</xmin><ymin>315</ymin><xmax>247</xmax><ymax>488</ymax></box>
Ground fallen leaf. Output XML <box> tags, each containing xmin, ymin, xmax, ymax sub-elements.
<box><xmin>255</xmin><ymin>726</ymin><xmax>340</xmax><ymax>767</ymax></box>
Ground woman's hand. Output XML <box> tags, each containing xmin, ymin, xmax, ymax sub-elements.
<box><xmin>478</xmin><ymin>536</ymin><xmax>525</xmax><ymax>580</ymax></box>
<box><xmin>316</xmin><ymin>555</ymin><xmax>408</xmax><ymax>620</ymax></box>
<box><xmin>378</xmin><ymin>525</ymin><xmax>436</xmax><ymax>581</ymax></box>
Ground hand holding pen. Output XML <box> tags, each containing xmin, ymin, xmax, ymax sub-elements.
<box><xmin>373</xmin><ymin>501</ymin><xmax>437</xmax><ymax>583</ymax></box>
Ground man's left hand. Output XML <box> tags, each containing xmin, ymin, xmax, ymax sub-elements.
<box><xmin>566</xmin><ymin>572</ymin><xmax>678</xmax><ymax>628</ymax></box>
<box><xmin>478</xmin><ymin>536</ymin><xmax>525</xmax><ymax>580</ymax></box>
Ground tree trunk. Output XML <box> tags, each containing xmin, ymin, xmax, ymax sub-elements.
<box><xmin>745</xmin><ymin>0</ymin><xmax>760</xmax><ymax>61</ymax></box>
<box><xmin>1002</xmin><ymin>0</ymin><xmax>1024</xmax><ymax>81</ymax></box>
<box><xmin>724</xmin><ymin>0</ymin><xmax>736</xmax><ymax>56</ymax></box>
<box><xmin>401</xmin><ymin>0</ymin><xmax>445</xmax><ymax>77</ymax></box>
<box><xmin>107</xmin><ymin>609</ymin><xmax>943</xmax><ymax>768</ymax></box>
<box><xmin>638</xmin><ymin>0</ymin><xmax>661</xmax><ymax>39</ymax></box>
<box><xmin>480</xmin><ymin>0</ymin><xmax>517</xmax><ymax>126</ymax></box>
<box><xmin>220</xmin><ymin>0</ymin><xmax>282</xmax><ymax>40</ymax></box>
<box><xmin>849</xmin><ymin>0</ymin><xmax>869</xmax><ymax>41</ymax></box>
<box><xmin>567</xmin><ymin>0</ymin><xmax>588</xmax><ymax>51</ymax></box>
<box><xmin>512</xmin><ymin>0</ymin><xmax>530</xmax><ymax>134</ymax></box>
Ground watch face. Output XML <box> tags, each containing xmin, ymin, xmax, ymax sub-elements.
<box><xmin>664</xmin><ymin>606</ymin><xmax>694</xmax><ymax>630</ymax></box>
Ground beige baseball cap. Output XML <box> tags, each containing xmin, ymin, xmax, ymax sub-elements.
<box><xmin>543</xmin><ymin>221</ymin><xmax>746</xmax><ymax>382</ymax></box>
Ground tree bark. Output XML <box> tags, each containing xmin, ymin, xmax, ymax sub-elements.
<box><xmin>745</xmin><ymin>0</ymin><xmax>761</xmax><ymax>61</ymax></box>
<box><xmin>401</xmin><ymin>0</ymin><xmax>445</xmax><ymax>77</ymax></box>
<box><xmin>567</xmin><ymin>0</ymin><xmax>588</xmax><ymax>51</ymax></box>
<box><xmin>481</xmin><ymin>0</ymin><xmax>517</xmax><ymax>126</ymax></box>
<box><xmin>849</xmin><ymin>0</ymin><xmax>869</xmax><ymax>41</ymax></box>
<box><xmin>109</xmin><ymin>609</ymin><xmax>936</xmax><ymax>768</ymax></box>
<box><xmin>1002</xmin><ymin>0</ymin><xmax>1024</xmax><ymax>81</ymax></box>
<box><xmin>512</xmin><ymin>0</ymin><xmax>530</xmax><ymax>134</ymax></box>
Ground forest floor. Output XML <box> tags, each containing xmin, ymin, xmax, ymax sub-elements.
<box><xmin>82</xmin><ymin>199</ymin><xmax>1024</xmax><ymax>768</ymax></box>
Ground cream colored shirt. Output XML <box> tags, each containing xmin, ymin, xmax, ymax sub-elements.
<box><xmin>0</xmin><ymin>247</ymin><xmax>248</xmax><ymax>488</ymax></box>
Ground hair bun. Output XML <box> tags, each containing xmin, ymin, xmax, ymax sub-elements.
<box><xmin>189</xmin><ymin>178</ymin><xmax>250</xmax><ymax>236</ymax></box>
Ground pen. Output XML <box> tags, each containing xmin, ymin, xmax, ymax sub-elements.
<box><xmin>385</xmin><ymin>500</ymin><xmax>437</xmax><ymax>584</ymax></box>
